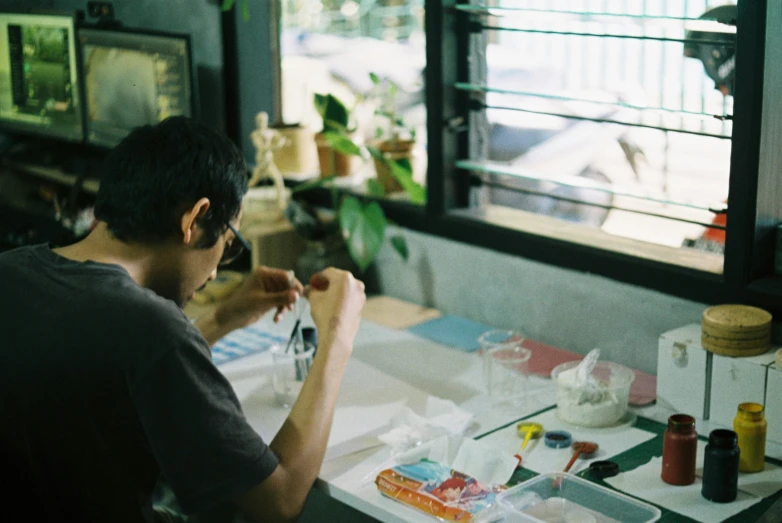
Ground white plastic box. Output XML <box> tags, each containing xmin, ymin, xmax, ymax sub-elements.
<box><xmin>766</xmin><ymin>364</ymin><xmax>782</xmax><ymax>444</ymax></box>
<box><xmin>657</xmin><ymin>324</ymin><xmax>709</xmax><ymax>419</ymax></box>
<box><xmin>658</xmin><ymin>324</ymin><xmax>779</xmax><ymax>441</ymax></box>
<box><xmin>496</xmin><ymin>472</ymin><xmax>661</xmax><ymax>522</ymax></box>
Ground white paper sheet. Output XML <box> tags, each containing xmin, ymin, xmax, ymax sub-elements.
<box><xmin>218</xmin><ymin>305</ymin><xmax>444</xmax><ymax>465</ymax></box>
<box><xmin>477</xmin><ymin>408</ymin><xmax>656</xmax><ymax>475</ymax></box>
<box><xmin>605</xmin><ymin>440</ymin><xmax>782</xmax><ymax>523</ymax></box>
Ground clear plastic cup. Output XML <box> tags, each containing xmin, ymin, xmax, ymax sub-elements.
<box><xmin>271</xmin><ymin>342</ymin><xmax>315</xmax><ymax>408</ymax></box>
<box><xmin>478</xmin><ymin>330</ymin><xmax>531</xmax><ymax>398</ymax></box>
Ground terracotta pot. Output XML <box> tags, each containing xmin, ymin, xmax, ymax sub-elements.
<box><xmin>372</xmin><ymin>139</ymin><xmax>416</xmax><ymax>193</ymax></box>
<box><xmin>315</xmin><ymin>132</ymin><xmax>357</xmax><ymax>178</ymax></box>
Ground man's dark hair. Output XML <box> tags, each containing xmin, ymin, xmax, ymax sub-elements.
<box><xmin>94</xmin><ymin>116</ymin><xmax>248</xmax><ymax>247</ymax></box>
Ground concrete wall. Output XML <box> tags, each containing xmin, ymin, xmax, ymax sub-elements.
<box><xmin>373</xmin><ymin>228</ymin><xmax>707</xmax><ymax>375</ymax></box>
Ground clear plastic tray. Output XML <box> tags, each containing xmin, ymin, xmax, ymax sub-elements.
<box><xmin>496</xmin><ymin>473</ymin><xmax>661</xmax><ymax>523</ymax></box>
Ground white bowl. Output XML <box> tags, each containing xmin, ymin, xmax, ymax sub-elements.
<box><xmin>550</xmin><ymin>360</ymin><xmax>635</xmax><ymax>427</ymax></box>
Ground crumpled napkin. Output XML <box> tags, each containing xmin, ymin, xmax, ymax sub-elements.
<box><xmin>377</xmin><ymin>396</ymin><xmax>475</xmax><ymax>453</ymax></box>
<box><xmin>387</xmin><ymin>434</ymin><xmax>518</xmax><ymax>487</ymax></box>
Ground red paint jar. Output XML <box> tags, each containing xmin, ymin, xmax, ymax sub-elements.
<box><xmin>661</xmin><ymin>414</ymin><xmax>698</xmax><ymax>485</ymax></box>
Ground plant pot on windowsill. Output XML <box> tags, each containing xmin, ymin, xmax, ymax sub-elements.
<box><xmin>372</xmin><ymin>139</ymin><xmax>416</xmax><ymax>193</ymax></box>
<box><xmin>272</xmin><ymin>123</ymin><xmax>319</xmax><ymax>177</ymax></box>
<box><xmin>315</xmin><ymin>131</ymin><xmax>362</xmax><ymax>178</ymax></box>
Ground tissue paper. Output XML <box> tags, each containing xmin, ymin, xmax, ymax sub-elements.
<box><xmin>377</xmin><ymin>397</ymin><xmax>475</xmax><ymax>453</ymax></box>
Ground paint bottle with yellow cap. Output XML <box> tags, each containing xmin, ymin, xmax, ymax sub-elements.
<box><xmin>733</xmin><ymin>402</ymin><xmax>767</xmax><ymax>473</ymax></box>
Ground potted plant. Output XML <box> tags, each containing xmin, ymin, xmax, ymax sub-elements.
<box><xmin>286</xmin><ymin>89</ymin><xmax>426</xmax><ymax>278</ymax></box>
<box><xmin>366</xmin><ymin>72</ymin><xmax>418</xmax><ymax>194</ymax></box>
<box><xmin>313</xmin><ymin>93</ymin><xmax>362</xmax><ymax>178</ymax></box>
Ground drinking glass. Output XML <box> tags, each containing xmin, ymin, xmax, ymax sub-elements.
<box><xmin>478</xmin><ymin>330</ymin><xmax>531</xmax><ymax>398</ymax></box>
<box><xmin>270</xmin><ymin>342</ymin><xmax>315</xmax><ymax>408</ymax></box>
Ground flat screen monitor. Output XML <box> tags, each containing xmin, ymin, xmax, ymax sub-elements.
<box><xmin>0</xmin><ymin>12</ymin><xmax>83</xmax><ymax>142</ymax></box>
<box><xmin>79</xmin><ymin>27</ymin><xmax>195</xmax><ymax>148</ymax></box>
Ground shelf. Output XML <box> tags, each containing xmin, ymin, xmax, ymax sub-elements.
<box><xmin>3</xmin><ymin>160</ymin><xmax>100</xmax><ymax>194</ymax></box>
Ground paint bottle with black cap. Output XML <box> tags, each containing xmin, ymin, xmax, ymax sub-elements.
<box><xmin>702</xmin><ymin>429</ymin><xmax>740</xmax><ymax>503</ymax></box>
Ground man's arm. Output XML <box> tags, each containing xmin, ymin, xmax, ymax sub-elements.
<box><xmin>232</xmin><ymin>268</ymin><xmax>365</xmax><ymax>522</ymax></box>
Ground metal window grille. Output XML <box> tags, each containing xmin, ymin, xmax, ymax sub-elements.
<box><xmin>458</xmin><ymin>0</ymin><xmax>736</xmax><ymax>253</ymax></box>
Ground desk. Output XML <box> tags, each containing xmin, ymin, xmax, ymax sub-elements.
<box><xmin>213</xmin><ymin>298</ymin><xmax>782</xmax><ymax>522</ymax></box>
<box><xmin>219</xmin><ymin>310</ymin><xmax>556</xmax><ymax>523</ymax></box>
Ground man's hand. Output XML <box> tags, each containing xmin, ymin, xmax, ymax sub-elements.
<box><xmin>197</xmin><ymin>267</ymin><xmax>303</xmax><ymax>345</ymax></box>
<box><xmin>305</xmin><ymin>268</ymin><xmax>366</xmax><ymax>355</ymax></box>
<box><xmin>218</xmin><ymin>266</ymin><xmax>303</xmax><ymax>328</ymax></box>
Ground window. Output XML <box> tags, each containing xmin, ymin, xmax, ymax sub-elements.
<box><xmin>271</xmin><ymin>1</ymin><xmax>781</xmax><ymax>313</ymax></box>
<box><xmin>279</xmin><ymin>0</ymin><xmax>427</xmax><ymax>190</ymax></box>
<box><xmin>460</xmin><ymin>2</ymin><xmax>734</xmax><ymax>263</ymax></box>
<box><xmin>423</xmin><ymin>0</ymin><xmax>781</xmax><ymax>312</ymax></box>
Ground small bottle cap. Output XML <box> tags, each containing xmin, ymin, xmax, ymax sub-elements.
<box><xmin>544</xmin><ymin>430</ymin><xmax>572</xmax><ymax>448</ymax></box>
<box><xmin>737</xmin><ymin>402</ymin><xmax>764</xmax><ymax>420</ymax></box>
<box><xmin>668</xmin><ymin>413</ymin><xmax>696</xmax><ymax>433</ymax></box>
<box><xmin>708</xmin><ymin>429</ymin><xmax>738</xmax><ymax>449</ymax></box>
<box><xmin>588</xmin><ymin>460</ymin><xmax>619</xmax><ymax>479</ymax></box>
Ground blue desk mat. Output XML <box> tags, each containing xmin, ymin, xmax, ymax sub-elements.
<box><xmin>407</xmin><ymin>315</ymin><xmax>496</xmax><ymax>352</ymax></box>
<box><xmin>212</xmin><ymin>324</ymin><xmax>287</xmax><ymax>366</ymax></box>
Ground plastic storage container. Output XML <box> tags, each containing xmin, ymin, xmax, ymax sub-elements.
<box><xmin>550</xmin><ymin>361</ymin><xmax>635</xmax><ymax>427</ymax></box>
<box><xmin>496</xmin><ymin>473</ymin><xmax>661</xmax><ymax>523</ymax></box>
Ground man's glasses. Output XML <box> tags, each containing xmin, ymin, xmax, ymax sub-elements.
<box><xmin>219</xmin><ymin>222</ymin><xmax>252</xmax><ymax>266</ymax></box>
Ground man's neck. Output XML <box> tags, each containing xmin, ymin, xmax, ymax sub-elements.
<box><xmin>53</xmin><ymin>223</ymin><xmax>163</xmax><ymax>289</ymax></box>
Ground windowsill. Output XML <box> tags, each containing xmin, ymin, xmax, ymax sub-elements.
<box><xmin>451</xmin><ymin>205</ymin><xmax>724</xmax><ymax>275</ymax></box>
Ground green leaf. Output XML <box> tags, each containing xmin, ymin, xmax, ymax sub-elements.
<box><xmin>241</xmin><ymin>0</ymin><xmax>250</xmax><ymax>20</ymax></box>
<box><xmin>387</xmin><ymin>157</ymin><xmax>427</xmax><ymax>204</ymax></box>
<box><xmin>369</xmin><ymin>72</ymin><xmax>380</xmax><ymax>85</ymax></box>
<box><xmin>366</xmin><ymin>145</ymin><xmax>384</xmax><ymax>162</ymax></box>
<box><xmin>314</xmin><ymin>93</ymin><xmax>350</xmax><ymax>132</ymax></box>
<box><xmin>367</xmin><ymin>178</ymin><xmax>386</xmax><ymax>198</ymax></box>
<box><xmin>221</xmin><ymin>0</ymin><xmax>237</xmax><ymax>11</ymax></box>
<box><xmin>314</xmin><ymin>93</ymin><xmax>328</xmax><ymax>117</ymax></box>
<box><xmin>339</xmin><ymin>196</ymin><xmax>362</xmax><ymax>241</ymax></box>
<box><xmin>375</xmin><ymin>127</ymin><xmax>384</xmax><ymax>139</ymax></box>
<box><xmin>339</xmin><ymin>197</ymin><xmax>387</xmax><ymax>272</ymax></box>
<box><xmin>390</xmin><ymin>234</ymin><xmax>409</xmax><ymax>261</ymax></box>
<box><xmin>322</xmin><ymin>131</ymin><xmax>363</xmax><ymax>157</ymax></box>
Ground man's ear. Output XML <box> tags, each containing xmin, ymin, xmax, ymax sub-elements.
<box><xmin>180</xmin><ymin>198</ymin><xmax>211</xmax><ymax>245</ymax></box>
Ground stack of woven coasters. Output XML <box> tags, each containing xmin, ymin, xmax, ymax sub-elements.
<box><xmin>701</xmin><ymin>304</ymin><xmax>772</xmax><ymax>357</ymax></box>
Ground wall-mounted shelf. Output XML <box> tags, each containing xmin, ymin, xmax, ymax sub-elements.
<box><xmin>2</xmin><ymin>160</ymin><xmax>100</xmax><ymax>194</ymax></box>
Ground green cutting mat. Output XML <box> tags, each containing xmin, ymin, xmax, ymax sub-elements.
<box><xmin>479</xmin><ymin>407</ymin><xmax>782</xmax><ymax>522</ymax></box>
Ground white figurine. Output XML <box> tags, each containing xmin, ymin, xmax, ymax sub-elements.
<box><xmin>248</xmin><ymin>111</ymin><xmax>286</xmax><ymax>187</ymax></box>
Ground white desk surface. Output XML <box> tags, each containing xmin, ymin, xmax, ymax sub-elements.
<box><xmin>218</xmin><ymin>312</ymin><xmax>557</xmax><ymax>522</ymax></box>
<box><xmin>218</xmin><ymin>310</ymin><xmax>782</xmax><ymax>522</ymax></box>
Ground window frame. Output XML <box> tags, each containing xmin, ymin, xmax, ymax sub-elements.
<box><xmin>418</xmin><ymin>0</ymin><xmax>782</xmax><ymax>316</ymax></box>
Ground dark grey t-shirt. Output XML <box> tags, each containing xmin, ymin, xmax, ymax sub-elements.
<box><xmin>0</xmin><ymin>244</ymin><xmax>279</xmax><ymax>522</ymax></box>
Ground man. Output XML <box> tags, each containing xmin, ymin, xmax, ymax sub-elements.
<box><xmin>0</xmin><ymin>116</ymin><xmax>366</xmax><ymax>522</ymax></box>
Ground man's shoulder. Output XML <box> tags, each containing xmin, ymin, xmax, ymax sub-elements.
<box><xmin>0</xmin><ymin>244</ymin><xmax>36</xmax><ymax>264</ymax></box>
